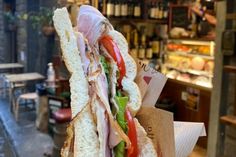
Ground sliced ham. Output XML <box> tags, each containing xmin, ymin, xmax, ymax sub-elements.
<box><xmin>87</xmin><ymin>47</ymin><xmax>130</xmax><ymax>148</ymax></box>
<box><xmin>77</xmin><ymin>4</ymin><xmax>130</xmax><ymax>150</ymax></box>
<box><xmin>77</xmin><ymin>5</ymin><xmax>113</xmax><ymax>46</ymax></box>
<box><xmin>91</xmin><ymin>95</ymin><xmax>111</xmax><ymax>157</ymax></box>
<box><xmin>93</xmin><ymin>64</ymin><xmax>130</xmax><ymax>148</ymax></box>
<box><xmin>75</xmin><ymin>32</ymin><xmax>90</xmax><ymax>75</ymax></box>
<box><xmin>100</xmin><ymin>46</ymin><xmax>119</xmax><ymax>115</ymax></box>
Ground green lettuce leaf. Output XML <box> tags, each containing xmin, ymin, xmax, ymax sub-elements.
<box><xmin>114</xmin><ymin>96</ymin><xmax>128</xmax><ymax>157</ymax></box>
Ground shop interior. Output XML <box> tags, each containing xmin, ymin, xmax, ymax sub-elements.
<box><xmin>0</xmin><ymin>0</ymin><xmax>236</xmax><ymax>157</ymax></box>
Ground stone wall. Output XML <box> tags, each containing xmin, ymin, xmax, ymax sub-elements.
<box><xmin>0</xmin><ymin>0</ymin><xmax>4</xmax><ymax>62</ymax></box>
<box><xmin>26</xmin><ymin>0</ymin><xmax>40</xmax><ymax>73</ymax></box>
<box><xmin>15</xmin><ymin>0</ymin><xmax>27</xmax><ymax>70</ymax></box>
<box><xmin>15</xmin><ymin>0</ymin><xmax>58</xmax><ymax>74</ymax></box>
<box><xmin>0</xmin><ymin>0</ymin><xmax>59</xmax><ymax>72</ymax></box>
<box><xmin>0</xmin><ymin>1</ymin><xmax>17</xmax><ymax>64</ymax></box>
<box><xmin>37</xmin><ymin>0</ymin><xmax>58</xmax><ymax>75</ymax></box>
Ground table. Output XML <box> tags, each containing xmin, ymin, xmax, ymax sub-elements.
<box><xmin>5</xmin><ymin>72</ymin><xmax>44</xmax><ymax>83</ymax></box>
<box><xmin>0</xmin><ymin>63</ymin><xmax>24</xmax><ymax>98</ymax></box>
<box><xmin>5</xmin><ymin>72</ymin><xmax>45</xmax><ymax>112</ymax></box>
<box><xmin>0</xmin><ymin>63</ymin><xmax>23</xmax><ymax>70</ymax></box>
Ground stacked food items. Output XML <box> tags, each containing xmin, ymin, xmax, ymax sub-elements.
<box><xmin>167</xmin><ymin>43</ymin><xmax>211</xmax><ymax>56</ymax></box>
<box><xmin>163</xmin><ymin>40</ymin><xmax>215</xmax><ymax>88</ymax></box>
<box><xmin>53</xmin><ymin>5</ymin><xmax>157</xmax><ymax>157</ymax></box>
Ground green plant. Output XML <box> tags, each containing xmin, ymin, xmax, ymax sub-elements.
<box><xmin>27</xmin><ymin>7</ymin><xmax>54</xmax><ymax>29</ymax></box>
<box><xmin>3</xmin><ymin>11</ymin><xmax>20</xmax><ymax>31</ymax></box>
<box><xmin>4</xmin><ymin>11</ymin><xmax>16</xmax><ymax>24</ymax></box>
<box><xmin>4</xmin><ymin>7</ymin><xmax>54</xmax><ymax>31</ymax></box>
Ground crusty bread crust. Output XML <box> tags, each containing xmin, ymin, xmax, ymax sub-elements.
<box><xmin>53</xmin><ymin>8</ymin><xmax>99</xmax><ymax>157</ymax></box>
<box><xmin>61</xmin><ymin>104</ymin><xmax>100</xmax><ymax>157</ymax></box>
<box><xmin>108</xmin><ymin>30</ymin><xmax>142</xmax><ymax>116</ymax></box>
<box><xmin>53</xmin><ymin>8</ymin><xmax>89</xmax><ymax>117</ymax></box>
<box><xmin>134</xmin><ymin>119</ymin><xmax>158</xmax><ymax>157</ymax></box>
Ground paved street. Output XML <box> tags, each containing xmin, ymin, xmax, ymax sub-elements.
<box><xmin>0</xmin><ymin>121</ymin><xmax>16</xmax><ymax>157</ymax></box>
<box><xmin>0</xmin><ymin>98</ymin><xmax>53</xmax><ymax>157</ymax></box>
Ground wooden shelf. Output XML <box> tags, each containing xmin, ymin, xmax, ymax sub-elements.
<box><xmin>107</xmin><ymin>17</ymin><xmax>167</xmax><ymax>24</ymax></box>
<box><xmin>220</xmin><ymin>115</ymin><xmax>236</xmax><ymax>126</ymax></box>
<box><xmin>167</xmin><ymin>78</ymin><xmax>212</xmax><ymax>92</ymax></box>
<box><xmin>167</xmin><ymin>51</ymin><xmax>214</xmax><ymax>60</ymax></box>
<box><xmin>165</xmin><ymin>64</ymin><xmax>213</xmax><ymax>78</ymax></box>
<box><xmin>168</xmin><ymin>38</ymin><xmax>215</xmax><ymax>42</ymax></box>
<box><xmin>226</xmin><ymin>13</ymin><xmax>236</xmax><ymax>20</ymax></box>
<box><xmin>224</xmin><ymin>65</ymin><xmax>236</xmax><ymax>73</ymax></box>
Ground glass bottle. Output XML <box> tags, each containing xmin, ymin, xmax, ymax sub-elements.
<box><xmin>47</xmin><ymin>62</ymin><xmax>56</xmax><ymax>92</ymax></box>
<box><xmin>146</xmin><ymin>41</ymin><xmax>153</xmax><ymax>59</ymax></box>
<box><xmin>149</xmin><ymin>0</ymin><xmax>155</xmax><ymax>19</ymax></box>
<box><xmin>134</xmin><ymin>0</ymin><xmax>141</xmax><ymax>18</ymax></box>
<box><xmin>154</xmin><ymin>1</ymin><xmax>159</xmax><ymax>19</ymax></box>
<box><xmin>128</xmin><ymin>0</ymin><xmax>134</xmax><ymax>18</ymax></box>
<box><xmin>151</xmin><ymin>27</ymin><xmax>161</xmax><ymax>58</ymax></box>
<box><xmin>163</xmin><ymin>1</ymin><xmax>168</xmax><ymax>19</ymax></box>
<box><xmin>130</xmin><ymin>29</ymin><xmax>139</xmax><ymax>59</ymax></box>
<box><xmin>121</xmin><ymin>0</ymin><xmax>128</xmax><ymax>17</ymax></box>
<box><xmin>106</xmin><ymin>0</ymin><xmax>114</xmax><ymax>17</ymax></box>
<box><xmin>158</xmin><ymin>2</ymin><xmax>164</xmax><ymax>19</ymax></box>
<box><xmin>114</xmin><ymin>0</ymin><xmax>121</xmax><ymax>17</ymax></box>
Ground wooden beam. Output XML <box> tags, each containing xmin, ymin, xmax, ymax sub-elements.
<box><xmin>207</xmin><ymin>1</ymin><xmax>226</xmax><ymax>157</ymax></box>
<box><xmin>226</xmin><ymin>13</ymin><xmax>236</xmax><ymax>20</ymax></box>
<box><xmin>224</xmin><ymin>65</ymin><xmax>236</xmax><ymax>73</ymax></box>
<box><xmin>220</xmin><ymin>115</ymin><xmax>236</xmax><ymax>126</ymax></box>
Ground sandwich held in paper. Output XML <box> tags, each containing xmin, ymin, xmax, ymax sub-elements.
<box><xmin>135</xmin><ymin>61</ymin><xmax>167</xmax><ymax>106</ymax></box>
<box><xmin>135</xmin><ymin>62</ymin><xmax>206</xmax><ymax>157</ymax></box>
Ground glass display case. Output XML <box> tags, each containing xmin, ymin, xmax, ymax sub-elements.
<box><xmin>162</xmin><ymin>39</ymin><xmax>215</xmax><ymax>88</ymax></box>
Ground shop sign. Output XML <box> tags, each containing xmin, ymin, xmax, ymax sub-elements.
<box><xmin>183</xmin><ymin>87</ymin><xmax>200</xmax><ymax>111</ymax></box>
<box><xmin>135</xmin><ymin>61</ymin><xmax>167</xmax><ymax>106</ymax></box>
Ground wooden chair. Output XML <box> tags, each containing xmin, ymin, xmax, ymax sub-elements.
<box><xmin>14</xmin><ymin>92</ymin><xmax>38</xmax><ymax>121</ymax></box>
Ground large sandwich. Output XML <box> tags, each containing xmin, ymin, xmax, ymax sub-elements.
<box><xmin>53</xmin><ymin>5</ymin><xmax>157</xmax><ymax>157</ymax></box>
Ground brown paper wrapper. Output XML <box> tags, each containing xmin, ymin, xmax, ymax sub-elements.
<box><xmin>136</xmin><ymin>106</ymin><xmax>176</xmax><ymax>157</ymax></box>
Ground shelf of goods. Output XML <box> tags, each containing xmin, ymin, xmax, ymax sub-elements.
<box><xmin>163</xmin><ymin>39</ymin><xmax>215</xmax><ymax>89</ymax></box>
<box><xmin>106</xmin><ymin>17</ymin><xmax>168</xmax><ymax>24</ymax></box>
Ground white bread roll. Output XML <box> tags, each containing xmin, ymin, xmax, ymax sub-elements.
<box><xmin>53</xmin><ymin>8</ymin><xmax>89</xmax><ymax>117</ymax></box>
<box><xmin>61</xmin><ymin>105</ymin><xmax>100</xmax><ymax>157</ymax></box>
<box><xmin>53</xmin><ymin>8</ymin><xmax>99</xmax><ymax>157</ymax></box>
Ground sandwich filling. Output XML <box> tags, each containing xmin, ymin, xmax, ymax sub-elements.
<box><xmin>99</xmin><ymin>35</ymin><xmax>138</xmax><ymax>157</ymax></box>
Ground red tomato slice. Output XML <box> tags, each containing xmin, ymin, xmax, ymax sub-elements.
<box><xmin>125</xmin><ymin>109</ymin><xmax>138</xmax><ymax>157</ymax></box>
<box><xmin>99</xmin><ymin>35</ymin><xmax>126</xmax><ymax>88</ymax></box>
